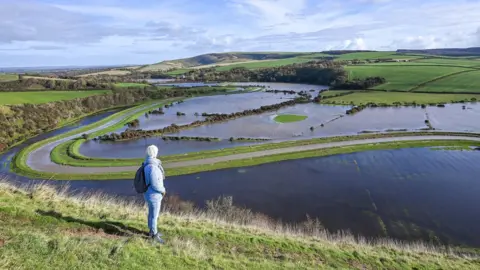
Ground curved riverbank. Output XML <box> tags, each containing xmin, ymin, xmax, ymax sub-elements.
<box><xmin>13</xmin><ymin>134</ymin><xmax>480</xmax><ymax>180</ymax></box>
<box><xmin>52</xmin><ymin>131</ymin><xmax>480</xmax><ymax>168</ymax></box>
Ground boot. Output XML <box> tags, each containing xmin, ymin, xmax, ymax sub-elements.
<box><xmin>152</xmin><ymin>233</ymin><xmax>165</xmax><ymax>244</ymax></box>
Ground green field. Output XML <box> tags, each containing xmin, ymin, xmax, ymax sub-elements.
<box><xmin>412</xmin><ymin>58</ymin><xmax>480</xmax><ymax>67</ymax></box>
<box><xmin>215</xmin><ymin>57</ymin><xmax>314</xmax><ymax>71</ymax></box>
<box><xmin>321</xmin><ymin>92</ymin><xmax>479</xmax><ymax>105</ymax></box>
<box><xmin>274</xmin><ymin>114</ymin><xmax>308</xmax><ymax>123</ymax></box>
<box><xmin>333</xmin><ymin>52</ymin><xmax>419</xmax><ymax>61</ymax></box>
<box><xmin>345</xmin><ymin>65</ymin><xmax>470</xmax><ymax>91</ymax></box>
<box><xmin>0</xmin><ymin>90</ymin><xmax>111</xmax><ymax>105</ymax></box>
<box><xmin>114</xmin><ymin>82</ymin><xmax>151</xmax><ymax>88</ymax></box>
<box><xmin>413</xmin><ymin>70</ymin><xmax>480</xmax><ymax>93</ymax></box>
<box><xmin>166</xmin><ymin>68</ymin><xmax>192</xmax><ymax>75</ymax></box>
<box><xmin>320</xmin><ymin>90</ymin><xmax>354</xmax><ymax>97</ymax></box>
<box><xmin>0</xmin><ymin>74</ymin><xmax>18</xmax><ymax>82</ymax></box>
<box><xmin>2</xmin><ymin>182</ymin><xmax>478</xmax><ymax>269</ymax></box>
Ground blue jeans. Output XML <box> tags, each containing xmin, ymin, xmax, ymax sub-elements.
<box><xmin>144</xmin><ymin>193</ymin><xmax>163</xmax><ymax>235</ymax></box>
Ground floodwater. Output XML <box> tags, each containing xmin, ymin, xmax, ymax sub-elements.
<box><xmin>427</xmin><ymin>103</ymin><xmax>480</xmax><ymax>132</ymax></box>
<box><xmin>6</xmin><ymin>147</ymin><xmax>480</xmax><ymax>247</ymax></box>
<box><xmin>114</xmin><ymin>91</ymin><xmax>291</xmax><ymax>133</ymax></box>
<box><xmin>174</xmin><ymin>105</ymin><xmax>428</xmax><ymax>139</ymax></box>
<box><xmin>80</xmin><ymin>138</ymin><xmax>258</xmax><ymax>159</ymax></box>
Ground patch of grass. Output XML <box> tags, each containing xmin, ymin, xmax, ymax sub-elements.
<box><xmin>274</xmin><ymin>114</ymin><xmax>308</xmax><ymax>123</ymax></box>
<box><xmin>215</xmin><ymin>57</ymin><xmax>315</xmax><ymax>71</ymax></box>
<box><xmin>334</xmin><ymin>52</ymin><xmax>419</xmax><ymax>61</ymax></box>
<box><xmin>320</xmin><ymin>90</ymin><xmax>355</xmax><ymax>98</ymax></box>
<box><xmin>345</xmin><ymin>65</ymin><xmax>470</xmax><ymax>91</ymax></box>
<box><xmin>321</xmin><ymin>91</ymin><xmax>480</xmax><ymax>105</ymax></box>
<box><xmin>0</xmin><ymin>90</ymin><xmax>111</xmax><ymax>105</ymax></box>
<box><xmin>165</xmin><ymin>68</ymin><xmax>192</xmax><ymax>75</ymax></box>
<box><xmin>0</xmin><ymin>73</ymin><xmax>19</xmax><ymax>82</ymax></box>
<box><xmin>414</xmin><ymin>70</ymin><xmax>480</xmax><ymax>93</ymax></box>
<box><xmin>114</xmin><ymin>83</ymin><xmax>151</xmax><ymax>88</ymax></box>
<box><xmin>1</xmin><ymin>181</ymin><xmax>478</xmax><ymax>269</ymax></box>
<box><xmin>413</xmin><ymin>58</ymin><xmax>480</xmax><ymax>67</ymax></box>
<box><xmin>78</xmin><ymin>70</ymin><xmax>131</xmax><ymax>77</ymax></box>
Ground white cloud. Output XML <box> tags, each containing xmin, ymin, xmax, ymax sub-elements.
<box><xmin>1</xmin><ymin>0</ymin><xmax>480</xmax><ymax>66</ymax></box>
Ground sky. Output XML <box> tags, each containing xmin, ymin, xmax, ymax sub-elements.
<box><xmin>1</xmin><ymin>0</ymin><xmax>480</xmax><ymax>67</ymax></box>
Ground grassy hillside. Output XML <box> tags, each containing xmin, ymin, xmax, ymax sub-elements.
<box><xmin>1</xmin><ymin>181</ymin><xmax>479</xmax><ymax>270</ymax></box>
<box><xmin>345</xmin><ymin>65</ymin><xmax>470</xmax><ymax>91</ymax></box>
<box><xmin>143</xmin><ymin>52</ymin><xmax>313</xmax><ymax>72</ymax></box>
<box><xmin>0</xmin><ymin>90</ymin><xmax>110</xmax><ymax>105</ymax></box>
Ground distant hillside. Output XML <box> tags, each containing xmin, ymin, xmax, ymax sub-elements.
<box><xmin>138</xmin><ymin>52</ymin><xmax>315</xmax><ymax>72</ymax></box>
<box><xmin>397</xmin><ymin>47</ymin><xmax>480</xmax><ymax>57</ymax></box>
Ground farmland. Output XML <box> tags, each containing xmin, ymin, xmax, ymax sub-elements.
<box><xmin>0</xmin><ymin>90</ymin><xmax>111</xmax><ymax>105</ymax></box>
<box><xmin>345</xmin><ymin>65</ymin><xmax>471</xmax><ymax>91</ymax></box>
<box><xmin>0</xmin><ymin>74</ymin><xmax>19</xmax><ymax>82</ymax></box>
<box><xmin>413</xmin><ymin>70</ymin><xmax>480</xmax><ymax>93</ymax></box>
<box><xmin>320</xmin><ymin>91</ymin><xmax>479</xmax><ymax>105</ymax></box>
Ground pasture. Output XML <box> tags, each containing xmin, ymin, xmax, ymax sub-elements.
<box><xmin>0</xmin><ymin>90</ymin><xmax>111</xmax><ymax>105</ymax></box>
<box><xmin>414</xmin><ymin>70</ymin><xmax>480</xmax><ymax>93</ymax></box>
<box><xmin>0</xmin><ymin>74</ymin><xmax>19</xmax><ymax>82</ymax></box>
<box><xmin>320</xmin><ymin>91</ymin><xmax>479</xmax><ymax>105</ymax></box>
<box><xmin>114</xmin><ymin>82</ymin><xmax>151</xmax><ymax>88</ymax></box>
<box><xmin>345</xmin><ymin>65</ymin><xmax>469</xmax><ymax>91</ymax></box>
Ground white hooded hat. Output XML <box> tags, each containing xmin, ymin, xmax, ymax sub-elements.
<box><xmin>146</xmin><ymin>145</ymin><xmax>158</xmax><ymax>158</ymax></box>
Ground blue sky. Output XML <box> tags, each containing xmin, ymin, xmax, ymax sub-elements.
<box><xmin>1</xmin><ymin>0</ymin><xmax>480</xmax><ymax>67</ymax></box>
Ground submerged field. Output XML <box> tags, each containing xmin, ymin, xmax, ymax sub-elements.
<box><xmin>0</xmin><ymin>90</ymin><xmax>111</xmax><ymax>105</ymax></box>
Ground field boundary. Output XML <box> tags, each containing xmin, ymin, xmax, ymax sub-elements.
<box><xmin>408</xmin><ymin>69</ymin><xmax>479</xmax><ymax>92</ymax></box>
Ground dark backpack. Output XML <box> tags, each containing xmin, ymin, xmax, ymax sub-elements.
<box><xmin>134</xmin><ymin>163</ymin><xmax>149</xmax><ymax>193</ymax></box>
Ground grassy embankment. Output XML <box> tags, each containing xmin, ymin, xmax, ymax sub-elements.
<box><xmin>19</xmin><ymin>132</ymin><xmax>480</xmax><ymax>180</ymax></box>
<box><xmin>51</xmin><ymin>131</ymin><xmax>480</xmax><ymax>168</ymax></box>
<box><xmin>0</xmin><ymin>90</ymin><xmax>111</xmax><ymax>105</ymax></box>
<box><xmin>11</xmin><ymin>98</ymin><xmax>181</xmax><ymax>177</ymax></box>
<box><xmin>1</xmin><ymin>181</ymin><xmax>478</xmax><ymax>269</ymax></box>
<box><xmin>274</xmin><ymin>114</ymin><xmax>308</xmax><ymax>123</ymax></box>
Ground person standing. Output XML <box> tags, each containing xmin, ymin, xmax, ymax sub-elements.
<box><xmin>143</xmin><ymin>145</ymin><xmax>166</xmax><ymax>244</ymax></box>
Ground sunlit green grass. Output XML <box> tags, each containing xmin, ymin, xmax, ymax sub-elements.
<box><xmin>345</xmin><ymin>65</ymin><xmax>470</xmax><ymax>91</ymax></box>
<box><xmin>414</xmin><ymin>70</ymin><xmax>480</xmax><ymax>93</ymax></box>
<box><xmin>321</xmin><ymin>92</ymin><xmax>480</xmax><ymax>105</ymax></box>
<box><xmin>0</xmin><ymin>90</ymin><xmax>111</xmax><ymax>105</ymax></box>
<box><xmin>274</xmin><ymin>114</ymin><xmax>308</xmax><ymax>123</ymax></box>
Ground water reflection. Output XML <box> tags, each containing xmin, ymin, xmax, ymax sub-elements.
<box><xmin>7</xmin><ymin>147</ymin><xmax>480</xmax><ymax>247</ymax></box>
<box><xmin>427</xmin><ymin>103</ymin><xmax>480</xmax><ymax>131</ymax></box>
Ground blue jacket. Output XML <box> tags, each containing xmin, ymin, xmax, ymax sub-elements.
<box><xmin>144</xmin><ymin>157</ymin><xmax>166</xmax><ymax>195</ymax></box>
